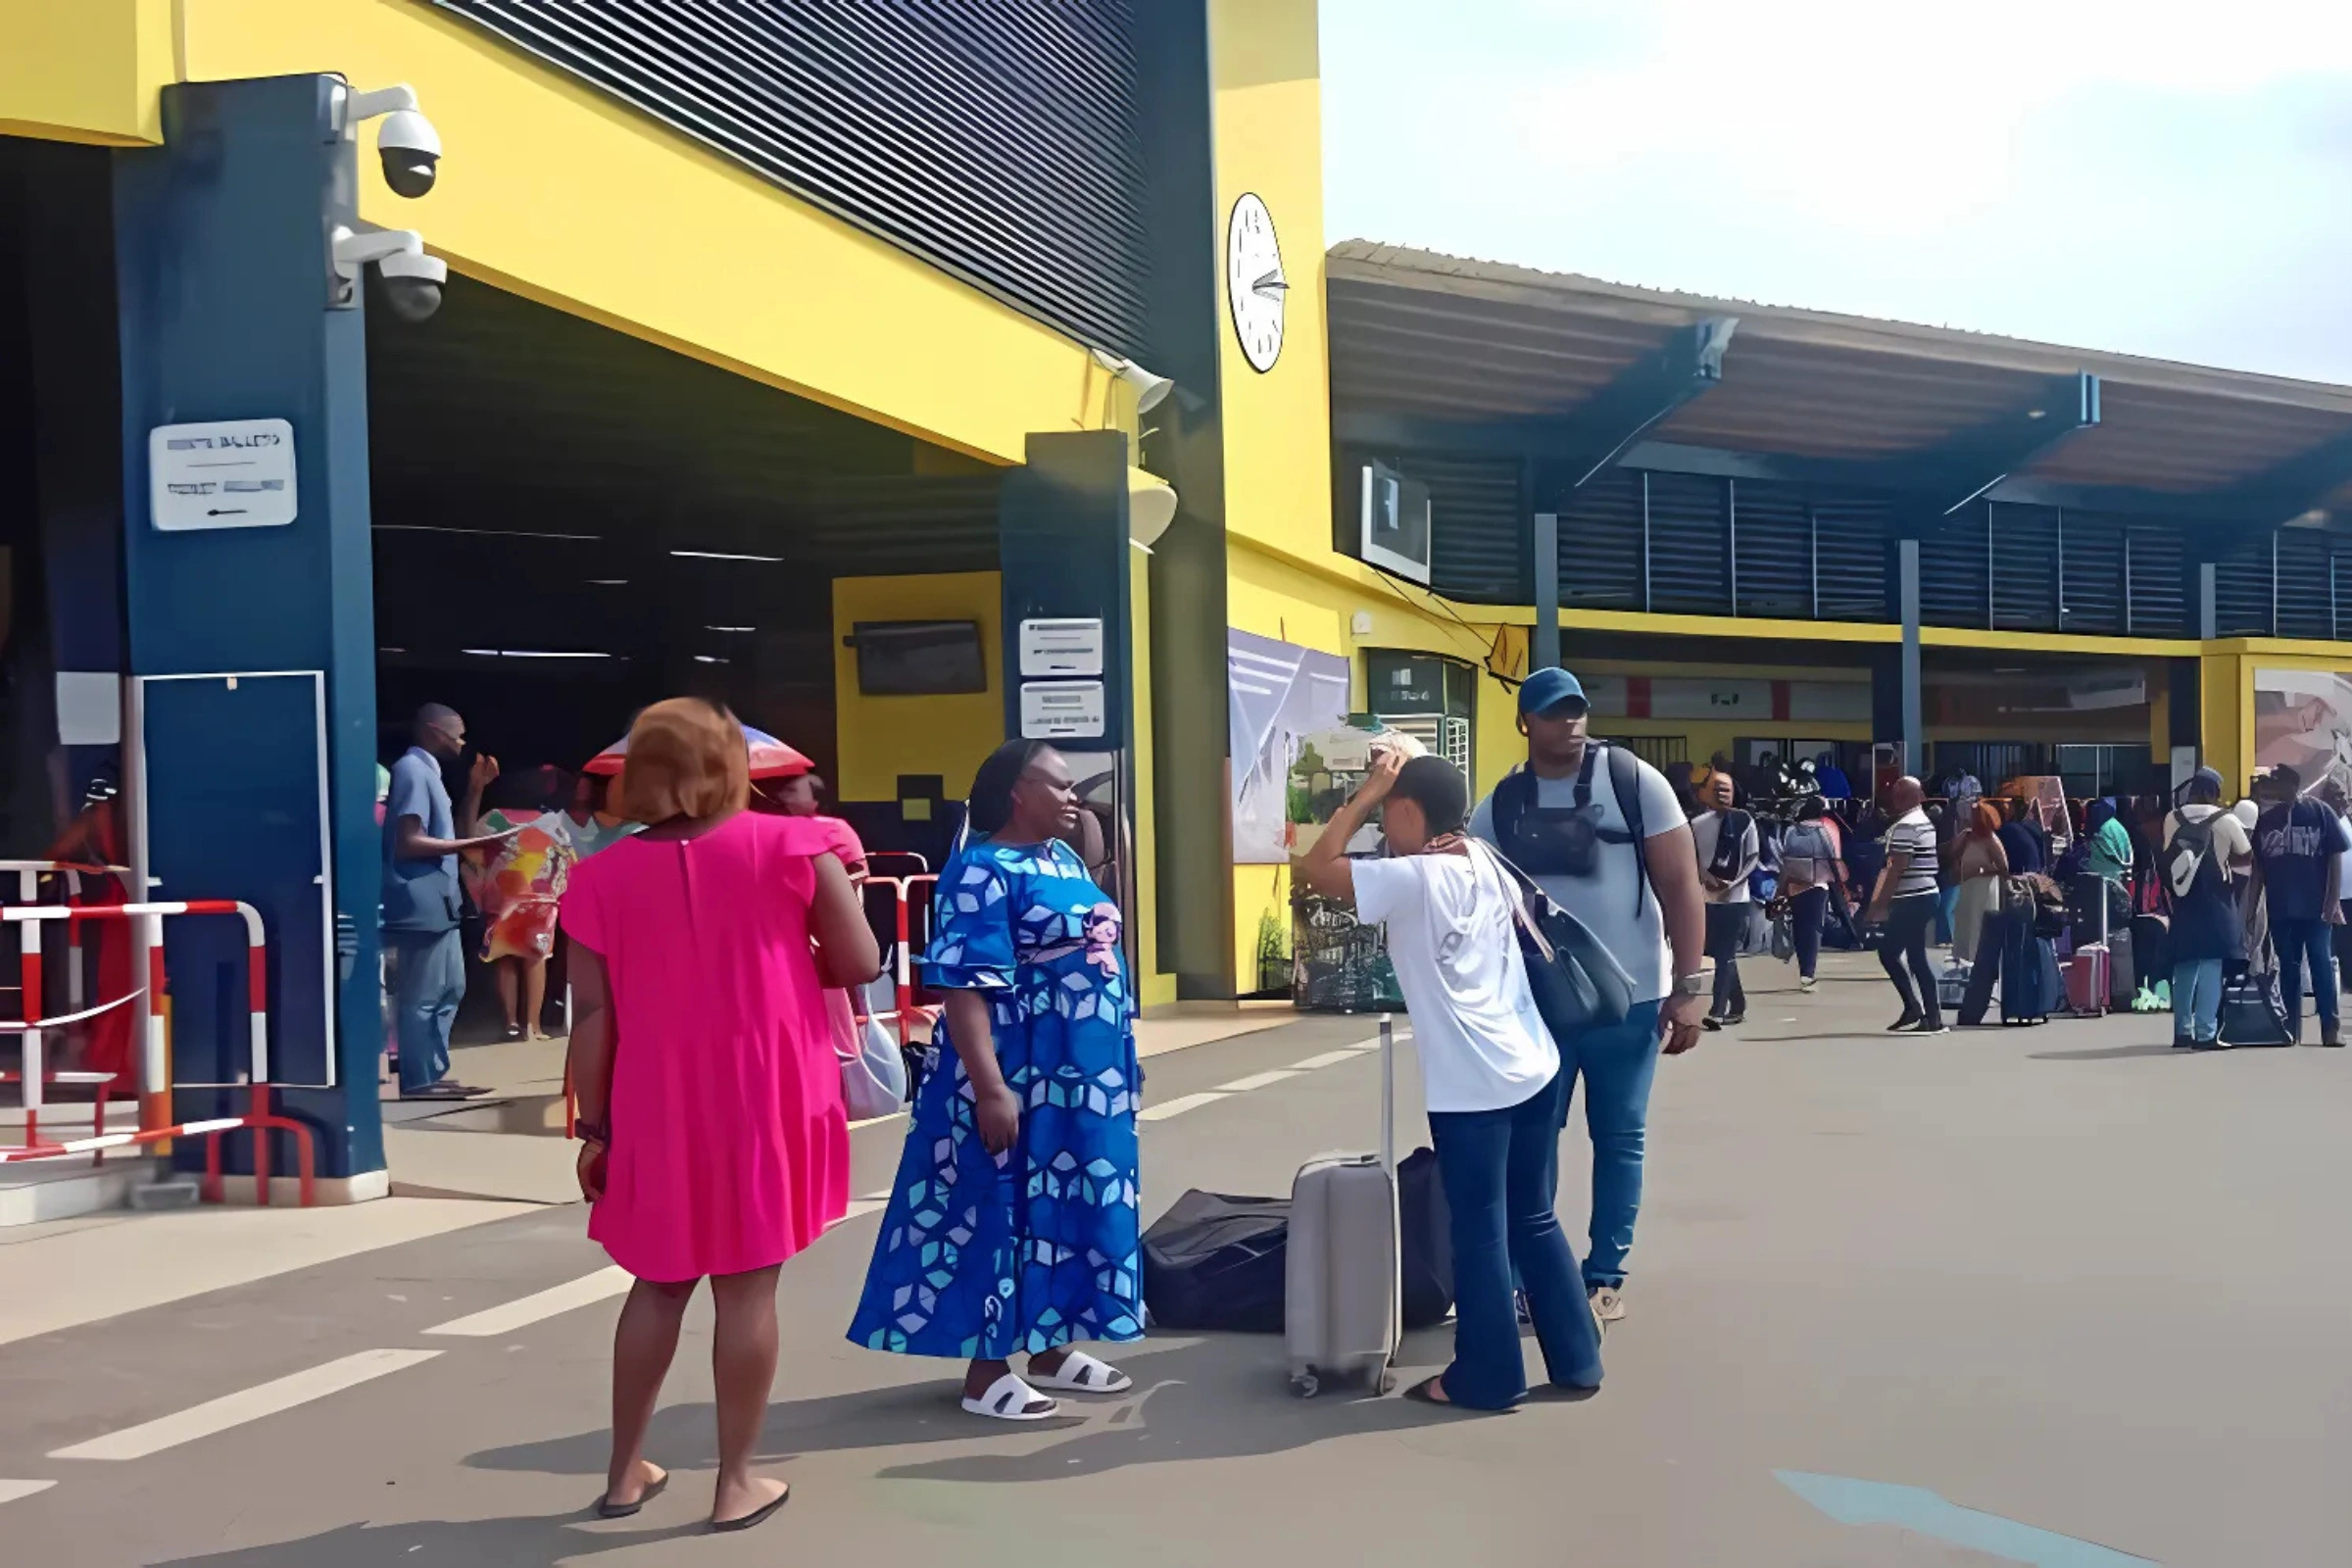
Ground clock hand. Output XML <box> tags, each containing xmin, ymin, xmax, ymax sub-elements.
<box><xmin>1250</xmin><ymin>269</ymin><xmax>1290</xmax><ymax>298</ymax></box>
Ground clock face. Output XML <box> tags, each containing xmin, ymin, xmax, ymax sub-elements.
<box><xmin>1227</xmin><ymin>191</ymin><xmax>1286</xmax><ymax>373</ymax></box>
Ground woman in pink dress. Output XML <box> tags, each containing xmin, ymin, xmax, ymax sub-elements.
<box><xmin>562</xmin><ymin>698</ymin><xmax>879</xmax><ymax>1533</ymax></box>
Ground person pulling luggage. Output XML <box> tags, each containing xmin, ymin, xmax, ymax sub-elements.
<box><xmin>1295</xmin><ymin>747</ymin><xmax>1605</xmax><ymax>1409</ymax></box>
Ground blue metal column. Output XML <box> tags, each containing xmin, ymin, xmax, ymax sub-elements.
<box><xmin>113</xmin><ymin>76</ymin><xmax>384</xmax><ymax>1181</ymax></box>
<box><xmin>1898</xmin><ymin>536</ymin><xmax>1923</xmax><ymax>772</ymax></box>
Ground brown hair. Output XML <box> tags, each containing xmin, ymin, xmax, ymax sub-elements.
<box><xmin>1968</xmin><ymin>800</ymin><xmax>2002</xmax><ymax>838</ymax></box>
<box><xmin>615</xmin><ymin>698</ymin><xmax>750</xmax><ymax>823</ymax></box>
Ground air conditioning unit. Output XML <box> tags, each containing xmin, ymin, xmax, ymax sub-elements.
<box><xmin>1358</xmin><ymin>462</ymin><xmax>1432</xmax><ymax>584</ymax></box>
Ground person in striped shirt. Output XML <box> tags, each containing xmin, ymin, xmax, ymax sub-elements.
<box><xmin>1865</xmin><ymin>776</ymin><xmax>1946</xmax><ymax>1034</ymax></box>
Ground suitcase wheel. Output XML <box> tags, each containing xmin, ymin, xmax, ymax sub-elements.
<box><xmin>1290</xmin><ymin>1372</ymin><xmax>1320</xmax><ymax>1399</ymax></box>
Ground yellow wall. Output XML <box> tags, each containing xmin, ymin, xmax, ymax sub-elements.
<box><xmin>1211</xmin><ymin>0</ymin><xmax>1333</xmax><ymax>565</ymax></box>
<box><xmin>149</xmin><ymin>0</ymin><xmax>1111</xmax><ymax>465</ymax></box>
<box><xmin>0</xmin><ymin>0</ymin><xmax>172</xmax><ymax>145</ymax></box>
<box><xmin>831</xmin><ymin>573</ymin><xmax>1004</xmax><ymax>805</ymax></box>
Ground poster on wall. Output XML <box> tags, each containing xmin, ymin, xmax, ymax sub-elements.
<box><xmin>2254</xmin><ymin>667</ymin><xmax>2352</xmax><ymax>794</ymax></box>
<box><xmin>1228</xmin><ymin>628</ymin><xmax>1351</xmax><ymax>863</ymax></box>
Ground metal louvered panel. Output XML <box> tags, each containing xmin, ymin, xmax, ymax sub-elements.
<box><xmin>2337</xmin><ymin>552</ymin><xmax>2352</xmax><ymax>641</ymax></box>
<box><xmin>1812</xmin><ymin>495</ymin><xmax>1890</xmax><ymax>622</ymax></box>
<box><xmin>428</xmin><ymin>1</ymin><xmax>1152</xmax><ymax>358</ymax></box>
<box><xmin>1918</xmin><ymin>506</ymin><xmax>1990</xmax><ymax>628</ymax></box>
<box><xmin>1411</xmin><ymin>454</ymin><xmax>1526</xmax><ymax>604</ymax></box>
<box><xmin>1643</xmin><ymin>471</ymin><xmax>1730</xmax><ymax>615</ymax></box>
<box><xmin>2058</xmin><ymin>509</ymin><xmax>2125</xmax><ymax>635</ymax></box>
<box><xmin>2213</xmin><ymin>531</ymin><xmax>2273</xmax><ymax>636</ymax></box>
<box><xmin>2276</xmin><ymin>527</ymin><xmax>2334</xmax><ymax>641</ymax></box>
<box><xmin>1556</xmin><ymin>468</ymin><xmax>1644</xmax><ymax>612</ymax></box>
<box><xmin>1990</xmin><ymin>502</ymin><xmax>2060</xmax><ymax>632</ymax></box>
<box><xmin>1731</xmin><ymin>479</ymin><xmax>1812</xmax><ymax>618</ymax></box>
<box><xmin>2122</xmin><ymin>519</ymin><xmax>2184</xmax><ymax>635</ymax></box>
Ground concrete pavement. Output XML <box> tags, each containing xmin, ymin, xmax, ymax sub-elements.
<box><xmin>1</xmin><ymin>957</ymin><xmax>2345</xmax><ymax>1564</ymax></box>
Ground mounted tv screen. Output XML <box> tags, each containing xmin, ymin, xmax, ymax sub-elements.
<box><xmin>853</xmin><ymin>619</ymin><xmax>987</xmax><ymax>696</ymax></box>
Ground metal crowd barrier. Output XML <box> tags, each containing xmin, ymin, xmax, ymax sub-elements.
<box><xmin>0</xmin><ymin>898</ymin><xmax>314</xmax><ymax>1206</ymax></box>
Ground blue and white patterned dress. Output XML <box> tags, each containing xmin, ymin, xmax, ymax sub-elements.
<box><xmin>847</xmin><ymin>837</ymin><xmax>1143</xmax><ymax>1359</ymax></box>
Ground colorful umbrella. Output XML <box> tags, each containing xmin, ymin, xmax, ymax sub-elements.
<box><xmin>583</xmin><ymin>724</ymin><xmax>812</xmax><ymax>780</ymax></box>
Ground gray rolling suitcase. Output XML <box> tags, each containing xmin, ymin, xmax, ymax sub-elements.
<box><xmin>1285</xmin><ymin>1014</ymin><xmax>1402</xmax><ymax>1397</ymax></box>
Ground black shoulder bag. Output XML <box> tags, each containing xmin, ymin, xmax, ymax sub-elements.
<box><xmin>1471</xmin><ymin>841</ymin><xmax>1635</xmax><ymax>1040</ymax></box>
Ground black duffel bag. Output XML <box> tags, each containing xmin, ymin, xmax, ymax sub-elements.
<box><xmin>1142</xmin><ymin>1189</ymin><xmax>1289</xmax><ymax>1333</ymax></box>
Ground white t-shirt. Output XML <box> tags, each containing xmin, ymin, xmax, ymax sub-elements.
<box><xmin>1351</xmin><ymin>851</ymin><xmax>1560</xmax><ymax>1114</ymax></box>
<box><xmin>1468</xmin><ymin>751</ymin><xmax>1689</xmax><ymax>1004</ymax></box>
<box><xmin>1689</xmin><ymin>808</ymin><xmax>1759</xmax><ymax>905</ymax></box>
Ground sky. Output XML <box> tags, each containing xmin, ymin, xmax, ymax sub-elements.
<box><xmin>1320</xmin><ymin>0</ymin><xmax>2352</xmax><ymax>383</ymax></box>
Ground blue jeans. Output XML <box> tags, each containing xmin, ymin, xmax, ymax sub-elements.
<box><xmin>1428</xmin><ymin>1070</ymin><xmax>1602</xmax><ymax>1408</ymax></box>
<box><xmin>388</xmin><ymin>926</ymin><xmax>465</xmax><ymax>1093</ymax></box>
<box><xmin>2172</xmin><ymin>957</ymin><xmax>2224</xmax><ymax>1045</ymax></box>
<box><xmin>2272</xmin><ymin>916</ymin><xmax>2339</xmax><ymax>1038</ymax></box>
<box><xmin>1936</xmin><ymin>882</ymin><xmax>1960</xmax><ymax>945</ymax></box>
<box><xmin>1790</xmin><ymin>886</ymin><xmax>1828</xmax><ymax>979</ymax></box>
<box><xmin>1560</xmin><ymin>1000</ymin><xmax>1663</xmax><ymax>1289</ymax></box>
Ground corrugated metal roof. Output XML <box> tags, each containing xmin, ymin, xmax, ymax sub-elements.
<box><xmin>1328</xmin><ymin>241</ymin><xmax>2352</xmax><ymax>498</ymax></box>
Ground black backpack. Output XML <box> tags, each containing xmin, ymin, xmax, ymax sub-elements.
<box><xmin>2163</xmin><ymin>813</ymin><xmax>2221</xmax><ymax>906</ymax></box>
<box><xmin>1489</xmin><ymin>742</ymin><xmax>1652</xmax><ymax>916</ymax></box>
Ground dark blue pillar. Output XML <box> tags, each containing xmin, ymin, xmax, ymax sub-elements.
<box><xmin>113</xmin><ymin>76</ymin><xmax>384</xmax><ymax>1183</ymax></box>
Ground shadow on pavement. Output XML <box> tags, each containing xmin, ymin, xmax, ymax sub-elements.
<box><xmin>150</xmin><ymin>1513</ymin><xmax>705</xmax><ymax>1568</ymax></box>
<box><xmin>2031</xmin><ymin>1043</ymin><xmax>2192</xmax><ymax>1060</ymax></box>
<box><xmin>463</xmin><ymin>1326</ymin><xmax>1555</xmax><ymax>1489</ymax></box>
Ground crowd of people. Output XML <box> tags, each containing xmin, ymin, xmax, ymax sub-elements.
<box><xmin>369</xmin><ymin>671</ymin><xmax>2352</xmax><ymax>1524</ymax></box>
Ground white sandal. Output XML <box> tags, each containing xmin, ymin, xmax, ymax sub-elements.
<box><xmin>1025</xmin><ymin>1349</ymin><xmax>1132</xmax><ymax>1394</ymax></box>
<box><xmin>960</xmin><ymin>1372</ymin><xmax>1060</xmax><ymax>1422</ymax></box>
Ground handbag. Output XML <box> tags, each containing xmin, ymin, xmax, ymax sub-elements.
<box><xmin>1471</xmin><ymin>842</ymin><xmax>1635</xmax><ymax>1039</ymax></box>
<box><xmin>1769</xmin><ymin>912</ymin><xmax>1795</xmax><ymax>962</ymax></box>
<box><xmin>839</xmin><ymin>1007</ymin><xmax>909</xmax><ymax>1119</ymax></box>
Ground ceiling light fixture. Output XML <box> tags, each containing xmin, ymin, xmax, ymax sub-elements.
<box><xmin>376</xmin><ymin>525</ymin><xmax>601</xmax><ymax>541</ymax></box>
<box><xmin>694</xmin><ymin>655</ymin><xmax>730</xmax><ymax>664</ymax></box>
<box><xmin>460</xmin><ymin>649</ymin><xmax>612</xmax><ymax>660</ymax></box>
<box><xmin>705</xmin><ymin>625</ymin><xmax>756</xmax><ymax>633</ymax></box>
<box><xmin>670</xmin><ymin>549</ymin><xmax>782</xmax><ymax>564</ymax></box>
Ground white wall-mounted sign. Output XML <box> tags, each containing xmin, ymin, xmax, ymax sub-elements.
<box><xmin>1019</xmin><ymin>679</ymin><xmax>1105</xmax><ymax>740</ymax></box>
<box><xmin>149</xmin><ymin>418</ymin><xmax>297</xmax><ymax>531</ymax></box>
<box><xmin>1019</xmin><ymin>617</ymin><xmax>1105</xmax><ymax>678</ymax></box>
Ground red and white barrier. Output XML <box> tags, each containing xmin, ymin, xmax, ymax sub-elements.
<box><xmin>861</xmin><ymin>873</ymin><xmax>942</xmax><ymax>1048</ymax></box>
<box><xmin>0</xmin><ymin>899</ymin><xmax>311</xmax><ymax>1205</ymax></box>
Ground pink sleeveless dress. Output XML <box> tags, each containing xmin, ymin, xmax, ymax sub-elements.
<box><xmin>560</xmin><ymin>811</ymin><xmax>849</xmax><ymax>1281</ymax></box>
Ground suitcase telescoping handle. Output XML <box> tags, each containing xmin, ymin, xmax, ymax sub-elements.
<box><xmin>1378</xmin><ymin>1013</ymin><xmax>1395</xmax><ymax>1176</ymax></box>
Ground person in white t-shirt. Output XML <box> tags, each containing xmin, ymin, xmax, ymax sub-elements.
<box><xmin>1295</xmin><ymin>747</ymin><xmax>1604</xmax><ymax>1411</ymax></box>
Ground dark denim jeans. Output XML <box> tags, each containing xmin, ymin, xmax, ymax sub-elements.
<box><xmin>1878</xmin><ymin>893</ymin><xmax>1942</xmax><ymax>1026</ymax></box>
<box><xmin>2272</xmin><ymin>916</ymin><xmax>2339</xmax><ymax>1036</ymax></box>
<box><xmin>1790</xmin><ymin>885</ymin><xmax>1829</xmax><ymax>979</ymax></box>
<box><xmin>1428</xmin><ymin>1069</ymin><xmax>1602</xmax><ymax>1409</ymax></box>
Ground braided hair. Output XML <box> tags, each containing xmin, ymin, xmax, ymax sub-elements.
<box><xmin>965</xmin><ymin>739</ymin><xmax>1053</xmax><ymax>839</ymax></box>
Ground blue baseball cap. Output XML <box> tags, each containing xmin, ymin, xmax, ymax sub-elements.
<box><xmin>1518</xmin><ymin>665</ymin><xmax>1589</xmax><ymax>716</ymax></box>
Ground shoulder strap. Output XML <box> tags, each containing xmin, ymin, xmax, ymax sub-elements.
<box><xmin>1605</xmin><ymin>744</ymin><xmax>1650</xmax><ymax>919</ymax></box>
<box><xmin>1492</xmin><ymin>766</ymin><xmax>1532</xmax><ymax>842</ymax></box>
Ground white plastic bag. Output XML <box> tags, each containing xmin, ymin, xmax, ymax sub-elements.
<box><xmin>840</xmin><ymin>1010</ymin><xmax>908</xmax><ymax>1119</ymax></box>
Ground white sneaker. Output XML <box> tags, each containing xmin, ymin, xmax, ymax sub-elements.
<box><xmin>1798</xmin><ymin>975</ymin><xmax>1818</xmax><ymax>992</ymax></box>
<box><xmin>1589</xmin><ymin>1285</ymin><xmax>1626</xmax><ymax>1324</ymax></box>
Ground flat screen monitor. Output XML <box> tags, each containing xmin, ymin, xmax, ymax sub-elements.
<box><xmin>853</xmin><ymin>619</ymin><xmax>987</xmax><ymax>696</ymax></box>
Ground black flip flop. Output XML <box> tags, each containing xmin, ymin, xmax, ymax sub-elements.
<box><xmin>595</xmin><ymin>1471</ymin><xmax>666</xmax><ymax>1519</ymax></box>
<box><xmin>1402</xmin><ymin>1375</ymin><xmax>1453</xmax><ymax>1407</ymax></box>
<box><xmin>710</xmin><ymin>1484</ymin><xmax>791</xmax><ymax>1534</ymax></box>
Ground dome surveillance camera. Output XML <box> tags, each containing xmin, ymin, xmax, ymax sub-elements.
<box><xmin>332</xmin><ymin>225</ymin><xmax>446</xmax><ymax>321</ymax></box>
<box><xmin>374</xmin><ymin>248</ymin><xmax>447</xmax><ymax>322</ymax></box>
<box><xmin>375</xmin><ymin>107</ymin><xmax>442</xmax><ymax>198</ymax></box>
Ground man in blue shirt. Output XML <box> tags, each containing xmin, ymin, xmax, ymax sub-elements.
<box><xmin>384</xmin><ymin>704</ymin><xmax>511</xmax><ymax>1098</ymax></box>
<box><xmin>2253</xmin><ymin>764</ymin><xmax>2351</xmax><ymax>1046</ymax></box>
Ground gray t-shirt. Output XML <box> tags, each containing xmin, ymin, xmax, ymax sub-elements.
<box><xmin>1468</xmin><ymin>753</ymin><xmax>1688</xmax><ymax>1004</ymax></box>
<box><xmin>382</xmin><ymin>746</ymin><xmax>461</xmax><ymax>932</ymax></box>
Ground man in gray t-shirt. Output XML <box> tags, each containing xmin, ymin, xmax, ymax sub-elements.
<box><xmin>1467</xmin><ymin>666</ymin><xmax>1708</xmax><ymax>1324</ymax></box>
<box><xmin>382</xmin><ymin>703</ymin><xmax>511</xmax><ymax>1099</ymax></box>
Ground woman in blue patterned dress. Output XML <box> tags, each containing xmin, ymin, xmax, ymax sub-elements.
<box><xmin>848</xmin><ymin>740</ymin><xmax>1143</xmax><ymax>1420</ymax></box>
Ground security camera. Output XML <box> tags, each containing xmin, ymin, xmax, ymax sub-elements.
<box><xmin>375</xmin><ymin>108</ymin><xmax>442</xmax><ymax>198</ymax></box>
<box><xmin>338</xmin><ymin>83</ymin><xmax>442</xmax><ymax>199</ymax></box>
<box><xmin>332</xmin><ymin>225</ymin><xmax>447</xmax><ymax>321</ymax></box>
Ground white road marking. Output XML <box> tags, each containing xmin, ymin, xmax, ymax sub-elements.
<box><xmin>0</xmin><ymin>1479</ymin><xmax>55</xmax><ymax>1505</ymax></box>
<box><xmin>841</xmin><ymin>1198</ymin><xmax>887</xmax><ymax>1220</ymax></box>
<box><xmin>1288</xmin><ymin>1050</ymin><xmax>1366</xmax><ymax>1070</ymax></box>
<box><xmin>1216</xmin><ymin>1069</ymin><xmax>1300</xmax><ymax>1093</ymax></box>
<box><xmin>1138</xmin><ymin>1091</ymin><xmax>1227</xmax><ymax>1122</ymax></box>
<box><xmin>424</xmin><ymin>1267</ymin><xmax>631</xmax><ymax>1337</ymax></box>
<box><xmin>51</xmin><ymin>1348</ymin><xmax>442</xmax><ymax>1461</ymax></box>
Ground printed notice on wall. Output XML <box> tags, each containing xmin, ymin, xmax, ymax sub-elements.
<box><xmin>150</xmin><ymin>418</ymin><xmax>297</xmax><ymax>531</ymax></box>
